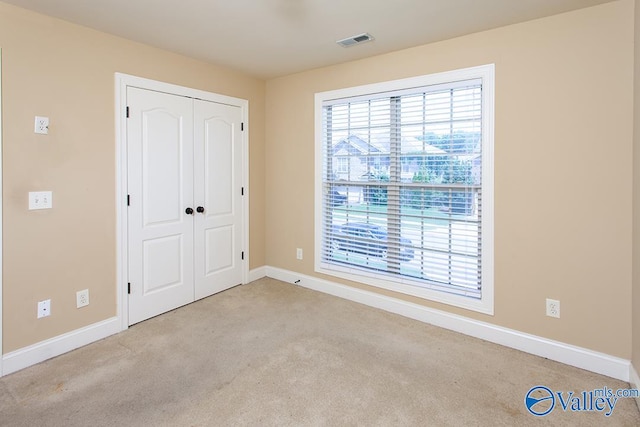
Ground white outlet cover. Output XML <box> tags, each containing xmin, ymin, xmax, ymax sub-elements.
<box><xmin>37</xmin><ymin>299</ymin><xmax>51</xmax><ymax>318</ymax></box>
<box><xmin>76</xmin><ymin>289</ymin><xmax>90</xmax><ymax>308</ymax></box>
<box><xmin>35</xmin><ymin>116</ymin><xmax>49</xmax><ymax>134</ymax></box>
<box><xmin>29</xmin><ymin>191</ymin><xmax>53</xmax><ymax>210</ymax></box>
<box><xmin>546</xmin><ymin>298</ymin><xmax>560</xmax><ymax>318</ymax></box>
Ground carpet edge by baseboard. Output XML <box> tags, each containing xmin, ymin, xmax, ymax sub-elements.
<box><xmin>1</xmin><ymin>317</ymin><xmax>120</xmax><ymax>377</ymax></box>
<box><xmin>263</xmin><ymin>265</ymin><xmax>630</xmax><ymax>382</ymax></box>
<box><xmin>3</xmin><ymin>268</ymin><xmax>630</xmax><ymax>383</ymax></box>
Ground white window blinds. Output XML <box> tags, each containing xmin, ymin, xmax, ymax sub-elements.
<box><xmin>316</xmin><ymin>67</ymin><xmax>494</xmax><ymax>312</ymax></box>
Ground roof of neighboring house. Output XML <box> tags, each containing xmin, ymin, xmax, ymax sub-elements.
<box><xmin>332</xmin><ymin>135</ymin><xmax>380</xmax><ymax>156</ymax></box>
<box><xmin>333</xmin><ymin>134</ymin><xmax>447</xmax><ymax>156</ymax></box>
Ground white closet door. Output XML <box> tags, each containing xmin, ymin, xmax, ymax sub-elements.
<box><xmin>127</xmin><ymin>87</ymin><xmax>195</xmax><ymax>325</ymax></box>
<box><xmin>193</xmin><ymin>99</ymin><xmax>243</xmax><ymax>299</ymax></box>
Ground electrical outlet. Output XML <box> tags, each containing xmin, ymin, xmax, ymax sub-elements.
<box><xmin>546</xmin><ymin>298</ymin><xmax>560</xmax><ymax>318</ymax></box>
<box><xmin>34</xmin><ymin>116</ymin><xmax>49</xmax><ymax>134</ymax></box>
<box><xmin>296</xmin><ymin>248</ymin><xmax>303</xmax><ymax>260</ymax></box>
<box><xmin>37</xmin><ymin>299</ymin><xmax>51</xmax><ymax>318</ymax></box>
<box><xmin>28</xmin><ymin>191</ymin><xmax>53</xmax><ymax>210</ymax></box>
<box><xmin>76</xmin><ymin>289</ymin><xmax>90</xmax><ymax>308</ymax></box>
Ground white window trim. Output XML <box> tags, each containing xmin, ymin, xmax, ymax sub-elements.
<box><xmin>314</xmin><ymin>64</ymin><xmax>494</xmax><ymax>315</ymax></box>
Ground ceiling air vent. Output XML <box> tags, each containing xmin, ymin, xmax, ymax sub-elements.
<box><xmin>336</xmin><ymin>33</ymin><xmax>374</xmax><ymax>47</ymax></box>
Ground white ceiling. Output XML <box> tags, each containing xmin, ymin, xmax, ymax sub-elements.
<box><xmin>3</xmin><ymin>0</ymin><xmax>616</xmax><ymax>79</ymax></box>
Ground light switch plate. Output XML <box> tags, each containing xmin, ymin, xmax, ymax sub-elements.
<box><xmin>29</xmin><ymin>191</ymin><xmax>53</xmax><ymax>210</ymax></box>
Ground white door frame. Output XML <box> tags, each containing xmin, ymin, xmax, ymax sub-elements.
<box><xmin>115</xmin><ymin>73</ymin><xmax>249</xmax><ymax>331</ymax></box>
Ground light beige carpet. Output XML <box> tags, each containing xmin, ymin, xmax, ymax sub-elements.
<box><xmin>1</xmin><ymin>277</ymin><xmax>639</xmax><ymax>426</ymax></box>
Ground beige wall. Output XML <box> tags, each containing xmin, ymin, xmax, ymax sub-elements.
<box><xmin>1</xmin><ymin>0</ymin><xmax>637</xmax><ymax>364</ymax></box>
<box><xmin>0</xmin><ymin>2</ymin><xmax>266</xmax><ymax>352</ymax></box>
<box><xmin>266</xmin><ymin>0</ymin><xmax>635</xmax><ymax>358</ymax></box>
<box><xmin>633</xmin><ymin>0</ymin><xmax>640</xmax><ymax>375</ymax></box>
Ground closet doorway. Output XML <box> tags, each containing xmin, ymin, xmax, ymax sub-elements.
<box><xmin>116</xmin><ymin>75</ymin><xmax>248</xmax><ymax>326</ymax></box>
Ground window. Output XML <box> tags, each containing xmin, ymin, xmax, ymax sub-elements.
<box><xmin>315</xmin><ymin>65</ymin><xmax>494</xmax><ymax>314</ymax></box>
<box><xmin>336</xmin><ymin>157</ymin><xmax>349</xmax><ymax>174</ymax></box>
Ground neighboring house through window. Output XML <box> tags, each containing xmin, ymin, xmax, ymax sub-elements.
<box><xmin>315</xmin><ymin>65</ymin><xmax>494</xmax><ymax>314</ymax></box>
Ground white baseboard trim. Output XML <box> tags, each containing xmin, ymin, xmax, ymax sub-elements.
<box><xmin>3</xmin><ymin>267</ymin><xmax>630</xmax><ymax>383</ymax></box>
<box><xmin>265</xmin><ymin>266</ymin><xmax>631</xmax><ymax>382</ymax></box>
<box><xmin>2</xmin><ymin>317</ymin><xmax>120</xmax><ymax>376</ymax></box>
<box><xmin>1</xmin><ymin>266</ymin><xmax>269</xmax><ymax>377</ymax></box>
<box><xmin>247</xmin><ymin>266</ymin><xmax>267</xmax><ymax>283</ymax></box>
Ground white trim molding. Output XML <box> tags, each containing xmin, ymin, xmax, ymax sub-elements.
<box><xmin>263</xmin><ymin>266</ymin><xmax>631</xmax><ymax>382</ymax></box>
<box><xmin>2</xmin><ymin>317</ymin><xmax>120</xmax><ymax>376</ymax></box>
<box><xmin>248</xmin><ymin>266</ymin><xmax>267</xmax><ymax>283</ymax></box>
<box><xmin>2</xmin><ymin>265</ymin><xmax>631</xmax><ymax>381</ymax></box>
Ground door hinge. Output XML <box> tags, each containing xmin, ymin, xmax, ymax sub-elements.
<box><xmin>241</xmin><ymin>122</ymin><xmax>244</xmax><ymax>131</ymax></box>
<box><xmin>127</xmin><ymin>194</ymin><xmax>130</xmax><ymax>206</ymax></box>
<box><xmin>128</xmin><ymin>282</ymin><xmax>131</xmax><ymax>294</ymax></box>
<box><xmin>126</xmin><ymin>106</ymin><xmax>130</xmax><ymax>118</ymax></box>
<box><xmin>241</xmin><ymin>251</ymin><xmax>245</xmax><ymax>260</ymax></box>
